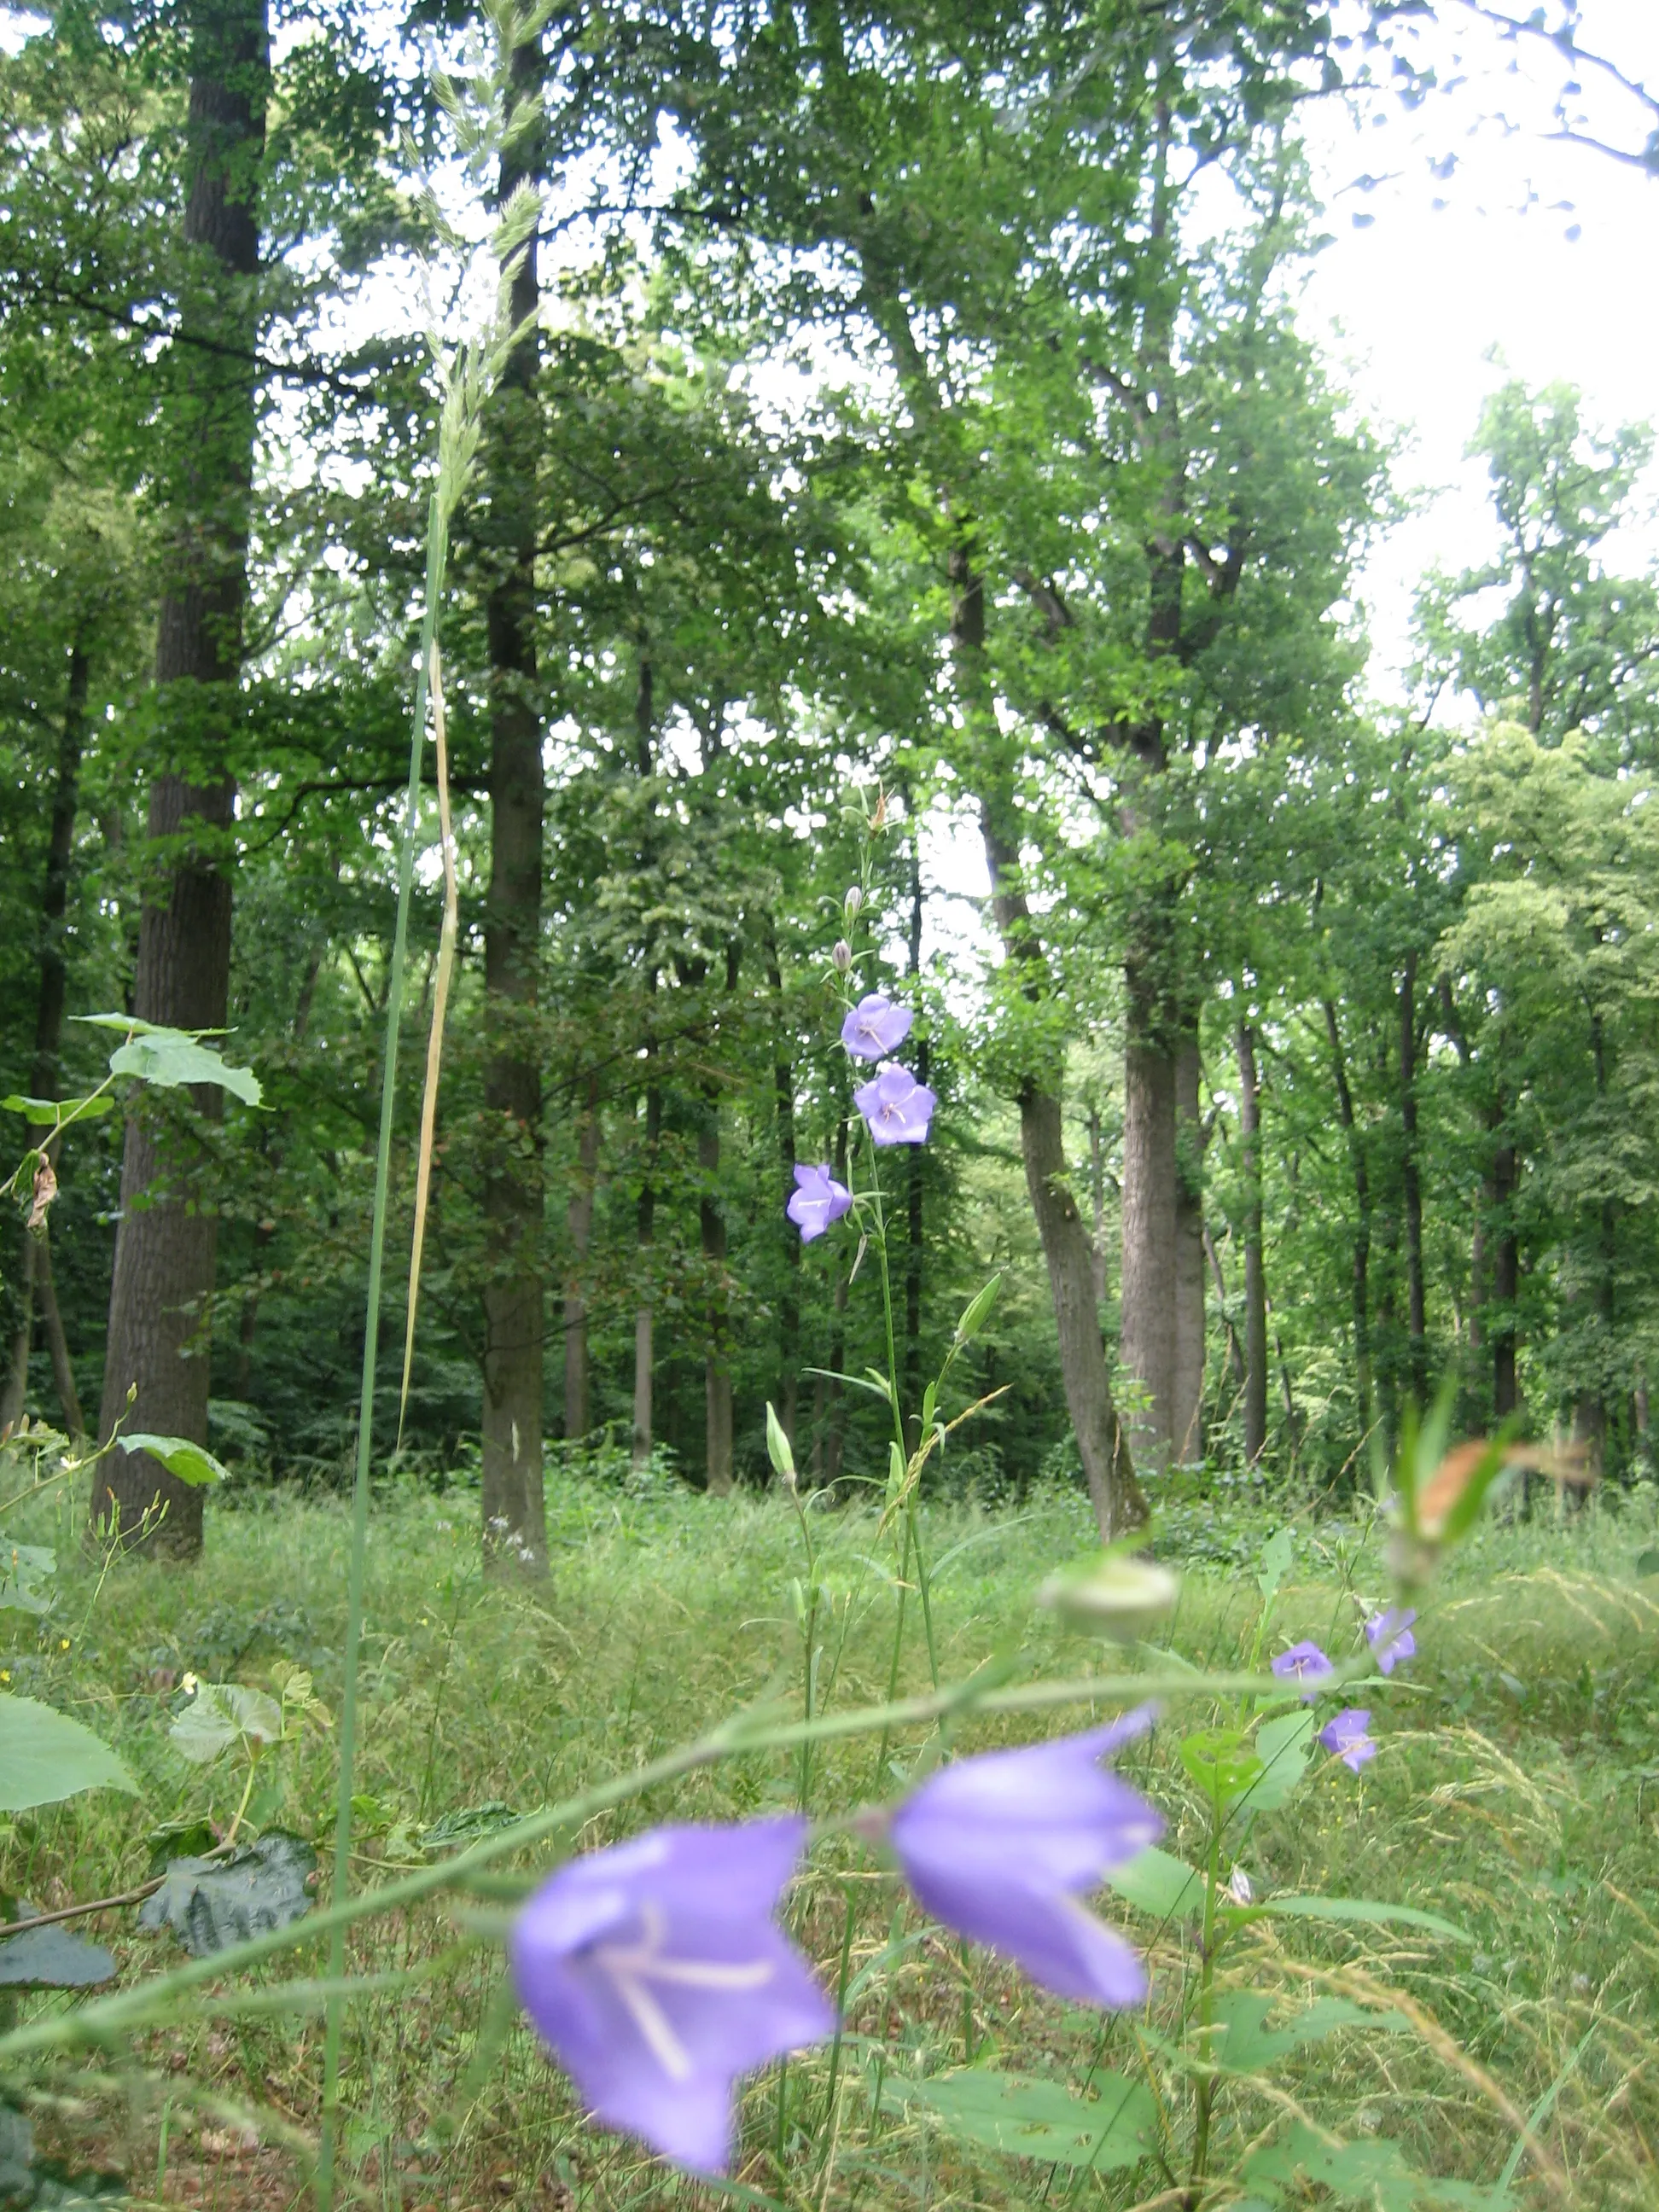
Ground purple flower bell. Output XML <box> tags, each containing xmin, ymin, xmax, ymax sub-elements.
<box><xmin>854</xmin><ymin>1062</ymin><xmax>936</xmax><ymax>1145</ymax></box>
<box><xmin>510</xmin><ymin>1819</ymin><xmax>835</xmax><ymax>2173</ymax></box>
<box><xmin>786</xmin><ymin>1162</ymin><xmax>853</xmax><ymax>1244</ymax></box>
<box><xmin>1365</xmin><ymin>1607</ymin><xmax>1417</xmax><ymax>1674</ymax></box>
<box><xmin>889</xmin><ymin>1710</ymin><xmax>1161</xmax><ymax>2009</ymax></box>
<box><xmin>841</xmin><ymin>992</ymin><xmax>913</xmax><ymax>1061</ymax></box>
<box><xmin>1270</xmin><ymin>1640</ymin><xmax>1334</xmax><ymax>1699</ymax></box>
<box><xmin>1318</xmin><ymin>1708</ymin><xmax>1377</xmax><ymax>1773</ymax></box>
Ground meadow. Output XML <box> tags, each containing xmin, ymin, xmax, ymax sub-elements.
<box><xmin>6</xmin><ymin>1460</ymin><xmax>1659</xmax><ymax>2212</ymax></box>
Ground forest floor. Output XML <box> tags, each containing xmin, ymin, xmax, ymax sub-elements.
<box><xmin>6</xmin><ymin>1468</ymin><xmax>1659</xmax><ymax>2211</ymax></box>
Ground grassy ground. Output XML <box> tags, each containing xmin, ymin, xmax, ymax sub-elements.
<box><xmin>5</xmin><ymin>1466</ymin><xmax>1659</xmax><ymax>2211</ymax></box>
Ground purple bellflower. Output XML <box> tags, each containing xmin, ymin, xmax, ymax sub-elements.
<box><xmin>786</xmin><ymin>1162</ymin><xmax>853</xmax><ymax>1244</ymax></box>
<box><xmin>1365</xmin><ymin>1606</ymin><xmax>1417</xmax><ymax>1674</ymax></box>
<box><xmin>841</xmin><ymin>992</ymin><xmax>913</xmax><ymax>1061</ymax></box>
<box><xmin>854</xmin><ymin>1062</ymin><xmax>937</xmax><ymax>1145</ymax></box>
<box><xmin>510</xmin><ymin>1819</ymin><xmax>834</xmax><ymax>2174</ymax></box>
<box><xmin>1318</xmin><ymin>1708</ymin><xmax>1377</xmax><ymax>1773</ymax></box>
<box><xmin>1270</xmin><ymin>1640</ymin><xmax>1335</xmax><ymax>1698</ymax></box>
<box><xmin>889</xmin><ymin>1709</ymin><xmax>1162</xmax><ymax>2009</ymax></box>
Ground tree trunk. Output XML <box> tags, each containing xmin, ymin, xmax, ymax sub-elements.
<box><xmin>3</xmin><ymin>640</ymin><xmax>89</xmax><ymax>1435</ymax></box>
<box><xmin>1323</xmin><ymin>998</ymin><xmax>1373</xmax><ymax>1433</ymax></box>
<box><xmin>632</xmin><ymin>1078</ymin><xmax>659</xmax><ymax>1470</ymax></box>
<box><xmin>904</xmin><ymin>822</ymin><xmax>928</xmax><ymax>1449</ymax></box>
<box><xmin>1237</xmin><ymin>1022</ymin><xmax>1268</xmax><ymax>1464</ymax></box>
<box><xmin>1120</xmin><ymin>945</ymin><xmax>1178</xmax><ymax>1469</ymax></box>
<box><xmin>1087</xmin><ymin>1110</ymin><xmax>1109</xmax><ymax>1311</ymax></box>
<box><xmin>563</xmin><ymin>1077</ymin><xmax>598</xmax><ymax>1441</ymax></box>
<box><xmin>1492</xmin><ymin>1136</ymin><xmax>1519</xmax><ymax>1420</ymax></box>
<box><xmin>701</xmin><ymin>1096</ymin><xmax>733</xmax><ymax>1497</ymax></box>
<box><xmin>1399</xmin><ymin>951</ymin><xmax>1427</xmax><ymax>1400</ymax></box>
<box><xmin>94</xmin><ymin>0</ymin><xmax>266</xmax><ymax>1555</ymax></box>
<box><xmin>477</xmin><ymin>24</ymin><xmax>546</xmax><ymax>1576</ymax></box>
<box><xmin>763</xmin><ymin>918</ymin><xmax>800</xmax><ymax>1454</ymax></box>
<box><xmin>1172</xmin><ymin>1032</ymin><xmax>1204</xmax><ymax>1463</ymax></box>
<box><xmin>1203</xmin><ymin>1225</ymin><xmax>1246</xmax><ymax>1388</ymax></box>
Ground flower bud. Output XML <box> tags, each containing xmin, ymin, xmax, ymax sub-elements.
<box><xmin>843</xmin><ymin>886</ymin><xmax>863</xmax><ymax>920</ymax></box>
<box><xmin>1038</xmin><ymin>1554</ymin><xmax>1179</xmax><ymax>1643</ymax></box>
<box><xmin>832</xmin><ymin>938</ymin><xmax>853</xmax><ymax>974</ymax></box>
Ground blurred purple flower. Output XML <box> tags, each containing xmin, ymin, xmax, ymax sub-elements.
<box><xmin>786</xmin><ymin>1163</ymin><xmax>853</xmax><ymax>1244</ymax></box>
<box><xmin>510</xmin><ymin>1819</ymin><xmax>834</xmax><ymax>2174</ymax></box>
<box><xmin>841</xmin><ymin>992</ymin><xmax>912</xmax><ymax>1061</ymax></box>
<box><xmin>854</xmin><ymin>1062</ymin><xmax>936</xmax><ymax>1145</ymax></box>
<box><xmin>1270</xmin><ymin>1640</ymin><xmax>1335</xmax><ymax>1698</ymax></box>
<box><xmin>1318</xmin><ymin>1708</ymin><xmax>1377</xmax><ymax>1773</ymax></box>
<box><xmin>1365</xmin><ymin>1607</ymin><xmax>1417</xmax><ymax>1674</ymax></box>
<box><xmin>889</xmin><ymin>1709</ymin><xmax>1161</xmax><ymax>2009</ymax></box>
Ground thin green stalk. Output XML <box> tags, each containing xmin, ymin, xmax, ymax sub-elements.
<box><xmin>0</xmin><ymin>1668</ymin><xmax>1279</xmax><ymax>2072</ymax></box>
<box><xmin>1187</xmin><ymin>1795</ymin><xmax>1225</xmax><ymax>2204</ymax></box>
<box><xmin>316</xmin><ymin>495</ymin><xmax>448</xmax><ymax>2212</ymax></box>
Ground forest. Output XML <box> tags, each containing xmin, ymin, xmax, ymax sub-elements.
<box><xmin>3</xmin><ymin>2</ymin><xmax>1658</xmax><ymax>2209</ymax></box>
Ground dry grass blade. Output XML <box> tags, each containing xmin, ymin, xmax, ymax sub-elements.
<box><xmin>398</xmin><ymin>637</ymin><xmax>459</xmax><ymax>1443</ymax></box>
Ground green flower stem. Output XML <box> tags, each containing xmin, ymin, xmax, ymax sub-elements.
<box><xmin>0</xmin><ymin>1667</ymin><xmax>1279</xmax><ymax>2070</ymax></box>
<box><xmin>316</xmin><ymin>493</ymin><xmax>448</xmax><ymax>2212</ymax></box>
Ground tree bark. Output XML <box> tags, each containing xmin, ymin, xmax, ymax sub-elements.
<box><xmin>701</xmin><ymin>1096</ymin><xmax>733</xmax><ymax>1496</ymax></box>
<box><xmin>960</xmin><ymin>541</ymin><xmax>1143</xmax><ymax>1536</ymax></box>
<box><xmin>94</xmin><ymin>0</ymin><xmax>266</xmax><ymax>1555</ymax></box>
<box><xmin>477</xmin><ymin>23</ymin><xmax>546</xmax><ymax>1575</ymax></box>
<box><xmin>1087</xmin><ymin>1109</ymin><xmax>1109</xmax><ymax>1311</ymax></box>
<box><xmin>1323</xmin><ymin>998</ymin><xmax>1373</xmax><ymax>1433</ymax></box>
<box><xmin>1492</xmin><ymin>1133</ymin><xmax>1519</xmax><ymax>1420</ymax></box>
<box><xmin>3</xmin><ymin>641</ymin><xmax>89</xmax><ymax>1435</ymax></box>
<box><xmin>1172</xmin><ymin>1033</ymin><xmax>1205</xmax><ymax>1464</ymax></box>
<box><xmin>1237</xmin><ymin>1022</ymin><xmax>1268</xmax><ymax>1464</ymax></box>
<box><xmin>563</xmin><ymin>1077</ymin><xmax>598</xmax><ymax>1441</ymax></box>
<box><xmin>765</xmin><ymin>922</ymin><xmax>800</xmax><ymax>1456</ymax></box>
<box><xmin>1121</xmin><ymin>972</ymin><xmax>1177</xmax><ymax>1469</ymax></box>
<box><xmin>1399</xmin><ymin>950</ymin><xmax>1427</xmax><ymax>1400</ymax></box>
<box><xmin>632</xmin><ymin>1076</ymin><xmax>660</xmax><ymax>1471</ymax></box>
<box><xmin>904</xmin><ymin>821</ymin><xmax>928</xmax><ymax>1449</ymax></box>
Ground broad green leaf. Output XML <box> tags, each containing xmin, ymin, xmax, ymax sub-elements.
<box><xmin>119</xmin><ymin>1433</ymin><xmax>229</xmax><ymax>1487</ymax></box>
<box><xmin>1108</xmin><ymin>1845</ymin><xmax>1205</xmax><ymax>1922</ymax></box>
<box><xmin>1237</xmin><ymin>1708</ymin><xmax>1315</xmax><ymax>1813</ymax></box>
<box><xmin>1</xmin><ymin>1094</ymin><xmax>112</xmax><ymax>1125</ymax></box>
<box><xmin>1240</xmin><ymin>2118</ymin><xmax>1496</xmax><ymax>2209</ymax></box>
<box><xmin>0</xmin><ymin>1694</ymin><xmax>138</xmax><ymax>1811</ymax></box>
<box><xmin>1255</xmin><ymin>1894</ymin><xmax>1469</xmax><ymax>1941</ymax></box>
<box><xmin>0</xmin><ymin>1908</ymin><xmax>116</xmax><ymax>1991</ymax></box>
<box><xmin>0</xmin><ymin>1542</ymin><xmax>56</xmax><ymax>1616</ymax></box>
<box><xmin>1210</xmin><ymin>1991</ymin><xmax>1412</xmax><ymax>2075</ymax></box>
<box><xmin>168</xmin><ymin>1682</ymin><xmax>283</xmax><ymax>1765</ymax></box>
<box><xmin>881</xmin><ymin>2067</ymin><xmax>1155</xmax><ymax>2171</ymax></box>
<box><xmin>1255</xmin><ymin>1526</ymin><xmax>1295</xmax><ymax>1600</ymax></box>
<box><xmin>108</xmin><ymin>1033</ymin><xmax>261</xmax><ymax>1107</ymax></box>
<box><xmin>139</xmin><ymin>1831</ymin><xmax>316</xmax><ymax>1956</ymax></box>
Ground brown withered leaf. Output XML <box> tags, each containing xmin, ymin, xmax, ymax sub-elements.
<box><xmin>26</xmin><ymin>1153</ymin><xmax>56</xmax><ymax>1231</ymax></box>
<box><xmin>1417</xmin><ymin>1435</ymin><xmax>1594</xmax><ymax>1535</ymax></box>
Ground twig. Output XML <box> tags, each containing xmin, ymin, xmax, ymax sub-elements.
<box><xmin>0</xmin><ymin>1878</ymin><xmax>164</xmax><ymax>1943</ymax></box>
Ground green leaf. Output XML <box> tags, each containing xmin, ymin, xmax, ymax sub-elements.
<box><xmin>138</xmin><ymin>1831</ymin><xmax>316</xmax><ymax>1956</ymax></box>
<box><xmin>881</xmin><ymin>2067</ymin><xmax>1155</xmax><ymax>2171</ymax></box>
<box><xmin>1637</xmin><ymin>1548</ymin><xmax>1659</xmax><ymax>1579</ymax></box>
<box><xmin>1180</xmin><ymin>1726</ymin><xmax>1264</xmax><ymax>1808</ymax></box>
<box><xmin>0</xmin><ymin>1908</ymin><xmax>116</xmax><ymax>1992</ymax></box>
<box><xmin>0</xmin><ymin>1694</ymin><xmax>138</xmax><ymax>1812</ymax></box>
<box><xmin>1</xmin><ymin>1095</ymin><xmax>112</xmax><ymax>1126</ymax></box>
<box><xmin>1210</xmin><ymin>1991</ymin><xmax>1412</xmax><ymax>2075</ymax></box>
<box><xmin>145</xmin><ymin>1818</ymin><xmax>218</xmax><ymax>1876</ymax></box>
<box><xmin>118</xmin><ymin>1434</ymin><xmax>229</xmax><ymax>1487</ymax></box>
<box><xmin>419</xmin><ymin>1800</ymin><xmax>519</xmax><ymax>1854</ymax></box>
<box><xmin>952</xmin><ymin>1271</ymin><xmax>1002</xmax><ymax>1344</ymax></box>
<box><xmin>764</xmin><ymin>1401</ymin><xmax>795</xmax><ymax>1484</ymax></box>
<box><xmin>168</xmin><ymin>1682</ymin><xmax>283</xmax><ymax>1765</ymax></box>
<box><xmin>800</xmin><ymin>1367</ymin><xmax>894</xmax><ymax>1406</ymax></box>
<box><xmin>107</xmin><ymin>1033</ymin><xmax>261</xmax><ymax>1107</ymax></box>
<box><xmin>0</xmin><ymin>1544</ymin><xmax>56</xmax><ymax>1616</ymax></box>
<box><xmin>1255</xmin><ymin>1895</ymin><xmax>1469</xmax><ymax>1941</ymax></box>
<box><xmin>1255</xmin><ymin>1526</ymin><xmax>1295</xmax><ymax>1600</ymax></box>
<box><xmin>1108</xmin><ymin>1845</ymin><xmax>1205</xmax><ymax>1922</ymax></box>
<box><xmin>1240</xmin><ymin>2118</ymin><xmax>1495</xmax><ymax>2209</ymax></box>
<box><xmin>1237</xmin><ymin>1708</ymin><xmax>1315</xmax><ymax>1814</ymax></box>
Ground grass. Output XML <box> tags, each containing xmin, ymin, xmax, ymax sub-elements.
<box><xmin>5</xmin><ymin>1463</ymin><xmax>1659</xmax><ymax>2210</ymax></box>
